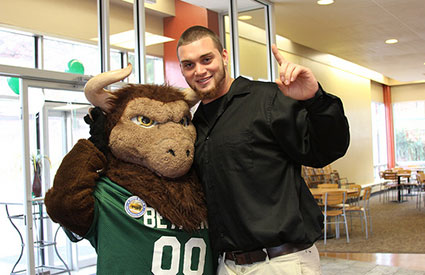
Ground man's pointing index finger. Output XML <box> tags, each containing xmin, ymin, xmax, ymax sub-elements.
<box><xmin>272</xmin><ymin>44</ymin><xmax>284</xmax><ymax>65</ymax></box>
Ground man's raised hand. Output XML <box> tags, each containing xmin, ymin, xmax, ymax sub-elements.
<box><xmin>272</xmin><ymin>44</ymin><xmax>318</xmax><ymax>100</ymax></box>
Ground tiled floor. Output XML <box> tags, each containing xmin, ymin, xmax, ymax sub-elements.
<box><xmin>321</xmin><ymin>257</ymin><xmax>425</xmax><ymax>275</ymax></box>
<box><xmin>70</xmin><ymin>257</ymin><xmax>425</xmax><ymax>275</ymax></box>
<box><xmin>71</xmin><ymin>265</ymin><xmax>96</xmax><ymax>274</ymax></box>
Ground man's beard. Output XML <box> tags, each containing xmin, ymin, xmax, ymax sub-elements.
<box><xmin>191</xmin><ymin>62</ymin><xmax>226</xmax><ymax>100</ymax></box>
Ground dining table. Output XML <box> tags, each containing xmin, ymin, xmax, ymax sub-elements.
<box><xmin>395</xmin><ymin>173</ymin><xmax>411</xmax><ymax>203</ymax></box>
<box><xmin>309</xmin><ymin>187</ymin><xmax>358</xmax><ymax>200</ymax></box>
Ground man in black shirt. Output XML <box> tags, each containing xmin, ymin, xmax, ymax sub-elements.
<box><xmin>177</xmin><ymin>25</ymin><xmax>350</xmax><ymax>274</ymax></box>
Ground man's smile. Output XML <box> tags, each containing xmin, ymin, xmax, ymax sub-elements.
<box><xmin>196</xmin><ymin>76</ymin><xmax>213</xmax><ymax>85</ymax></box>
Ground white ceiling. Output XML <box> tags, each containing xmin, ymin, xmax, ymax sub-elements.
<box><xmin>182</xmin><ymin>0</ymin><xmax>425</xmax><ymax>84</ymax></box>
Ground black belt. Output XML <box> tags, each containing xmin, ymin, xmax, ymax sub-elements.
<box><xmin>224</xmin><ymin>243</ymin><xmax>312</xmax><ymax>265</ymax></box>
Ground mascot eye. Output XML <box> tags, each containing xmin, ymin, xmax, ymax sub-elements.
<box><xmin>180</xmin><ymin>116</ymin><xmax>190</xmax><ymax>127</ymax></box>
<box><xmin>131</xmin><ymin>116</ymin><xmax>158</xmax><ymax>128</ymax></box>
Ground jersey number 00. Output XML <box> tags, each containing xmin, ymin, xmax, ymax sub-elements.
<box><xmin>151</xmin><ymin>236</ymin><xmax>207</xmax><ymax>274</ymax></box>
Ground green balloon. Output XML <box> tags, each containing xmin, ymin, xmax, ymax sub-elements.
<box><xmin>7</xmin><ymin>77</ymin><xmax>20</xmax><ymax>95</ymax></box>
<box><xmin>66</xmin><ymin>59</ymin><xmax>85</xmax><ymax>74</ymax></box>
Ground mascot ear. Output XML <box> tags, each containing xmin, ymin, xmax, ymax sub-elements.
<box><xmin>181</xmin><ymin>88</ymin><xmax>200</xmax><ymax>108</ymax></box>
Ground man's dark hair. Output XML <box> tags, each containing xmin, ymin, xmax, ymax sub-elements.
<box><xmin>177</xmin><ymin>26</ymin><xmax>223</xmax><ymax>58</ymax></box>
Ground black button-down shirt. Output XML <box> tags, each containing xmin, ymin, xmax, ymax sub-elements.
<box><xmin>193</xmin><ymin>76</ymin><xmax>350</xmax><ymax>254</ymax></box>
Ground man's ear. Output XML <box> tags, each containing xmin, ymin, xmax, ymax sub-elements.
<box><xmin>181</xmin><ymin>88</ymin><xmax>200</xmax><ymax>108</ymax></box>
<box><xmin>222</xmin><ymin>48</ymin><xmax>229</xmax><ymax>66</ymax></box>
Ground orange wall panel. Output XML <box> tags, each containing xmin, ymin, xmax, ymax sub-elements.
<box><xmin>163</xmin><ymin>0</ymin><xmax>219</xmax><ymax>87</ymax></box>
<box><xmin>383</xmin><ymin>85</ymin><xmax>395</xmax><ymax>168</ymax></box>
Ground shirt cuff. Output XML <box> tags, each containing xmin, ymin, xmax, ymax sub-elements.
<box><xmin>298</xmin><ymin>83</ymin><xmax>325</xmax><ymax>110</ymax></box>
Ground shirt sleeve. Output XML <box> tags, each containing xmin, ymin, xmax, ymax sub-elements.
<box><xmin>269</xmin><ymin>83</ymin><xmax>350</xmax><ymax>167</ymax></box>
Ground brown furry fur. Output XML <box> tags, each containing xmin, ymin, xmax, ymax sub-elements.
<box><xmin>106</xmin><ymin>155</ymin><xmax>207</xmax><ymax>231</ymax></box>
<box><xmin>106</xmin><ymin>84</ymin><xmax>186</xmax><ymax>136</ymax></box>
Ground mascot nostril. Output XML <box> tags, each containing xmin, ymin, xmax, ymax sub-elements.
<box><xmin>186</xmin><ymin>150</ymin><xmax>190</xmax><ymax>157</ymax></box>
<box><xmin>167</xmin><ymin>149</ymin><xmax>176</xmax><ymax>156</ymax></box>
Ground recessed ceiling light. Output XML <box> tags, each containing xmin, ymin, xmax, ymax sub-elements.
<box><xmin>122</xmin><ymin>0</ymin><xmax>156</xmax><ymax>4</ymax></box>
<box><xmin>317</xmin><ymin>0</ymin><xmax>334</xmax><ymax>5</ymax></box>
<box><xmin>53</xmin><ymin>104</ymin><xmax>89</xmax><ymax>111</ymax></box>
<box><xmin>385</xmin><ymin>39</ymin><xmax>398</xmax><ymax>44</ymax></box>
<box><xmin>91</xmin><ymin>31</ymin><xmax>174</xmax><ymax>49</ymax></box>
<box><xmin>238</xmin><ymin>15</ymin><xmax>252</xmax><ymax>21</ymax></box>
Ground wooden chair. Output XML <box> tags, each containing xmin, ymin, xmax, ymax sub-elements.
<box><xmin>322</xmin><ymin>191</ymin><xmax>350</xmax><ymax>245</ymax></box>
<box><xmin>347</xmin><ymin>184</ymin><xmax>362</xmax><ymax>206</ymax></box>
<box><xmin>330</xmin><ymin>171</ymin><xmax>354</xmax><ymax>188</ymax></box>
<box><xmin>322</xmin><ymin>164</ymin><xmax>333</xmax><ymax>175</ymax></box>
<box><xmin>381</xmin><ymin>170</ymin><xmax>398</xmax><ymax>202</ymax></box>
<box><xmin>416</xmin><ymin>171</ymin><xmax>425</xmax><ymax>209</ymax></box>
<box><xmin>316</xmin><ymin>183</ymin><xmax>339</xmax><ymax>206</ymax></box>
<box><xmin>302</xmin><ymin>166</ymin><xmax>324</xmax><ymax>188</ymax></box>
<box><xmin>398</xmin><ymin>169</ymin><xmax>416</xmax><ymax>200</ymax></box>
<box><xmin>378</xmin><ymin>170</ymin><xmax>387</xmax><ymax>202</ymax></box>
<box><xmin>346</xmin><ymin>187</ymin><xmax>372</xmax><ymax>239</ymax></box>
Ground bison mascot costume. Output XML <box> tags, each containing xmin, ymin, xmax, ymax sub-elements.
<box><xmin>44</xmin><ymin>64</ymin><xmax>213</xmax><ymax>274</ymax></box>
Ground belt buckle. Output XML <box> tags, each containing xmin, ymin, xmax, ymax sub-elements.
<box><xmin>230</xmin><ymin>251</ymin><xmax>245</xmax><ymax>265</ymax></box>
<box><xmin>230</xmin><ymin>249</ymin><xmax>267</xmax><ymax>265</ymax></box>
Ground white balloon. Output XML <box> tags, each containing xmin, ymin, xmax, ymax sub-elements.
<box><xmin>28</xmin><ymin>88</ymin><xmax>45</xmax><ymax>115</ymax></box>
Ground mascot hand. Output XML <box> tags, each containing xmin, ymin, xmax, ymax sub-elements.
<box><xmin>84</xmin><ymin>107</ymin><xmax>108</xmax><ymax>155</ymax></box>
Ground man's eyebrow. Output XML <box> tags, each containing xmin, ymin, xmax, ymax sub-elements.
<box><xmin>180</xmin><ymin>52</ymin><xmax>214</xmax><ymax>64</ymax></box>
<box><xmin>200</xmin><ymin>52</ymin><xmax>214</xmax><ymax>58</ymax></box>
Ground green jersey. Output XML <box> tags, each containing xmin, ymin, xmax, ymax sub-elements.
<box><xmin>84</xmin><ymin>176</ymin><xmax>214</xmax><ymax>275</ymax></box>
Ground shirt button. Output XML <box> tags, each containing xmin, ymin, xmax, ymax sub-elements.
<box><xmin>241</xmin><ymin>267</ymin><xmax>246</xmax><ymax>273</ymax></box>
<box><xmin>206</xmin><ymin>136</ymin><xmax>209</xmax><ymax>140</ymax></box>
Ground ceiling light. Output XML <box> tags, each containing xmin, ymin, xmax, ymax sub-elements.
<box><xmin>52</xmin><ymin>104</ymin><xmax>89</xmax><ymax>111</ymax></box>
<box><xmin>91</xmin><ymin>31</ymin><xmax>174</xmax><ymax>49</ymax></box>
<box><xmin>385</xmin><ymin>39</ymin><xmax>398</xmax><ymax>44</ymax></box>
<box><xmin>238</xmin><ymin>15</ymin><xmax>252</xmax><ymax>21</ymax></box>
<box><xmin>317</xmin><ymin>0</ymin><xmax>334</xmax><ymax>5</ymax></box>
<box><xmin>122</xmin><ymin>0</ymin><xmax>156</xmax><ymax>4</ymax></box>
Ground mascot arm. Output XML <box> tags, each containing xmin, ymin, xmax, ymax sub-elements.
<box><xmin>45</xmin><ymin>139</ymin><xmax>106</xmax><ymax>237</ymax></box>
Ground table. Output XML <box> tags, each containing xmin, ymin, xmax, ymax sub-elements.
<box><xmin>0</xmin><ymin>200</ymin><xmax>70</xmax><ymax>274</ymax></box>
<box><xmin>395</xmin><ymin>173</ymin><xmax>411</xmax><ymax>203</ymax></box>
<box><xmin>309</xmin><ymin>188</ymin><xmax>357</xmax><ymax>199</ymax></box>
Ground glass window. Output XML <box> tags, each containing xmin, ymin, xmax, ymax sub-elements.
<box><xmin>371</xmin><ymin>102</ymin><xmax>387</xmax><ymax>178</ymax></box>
<box><xmin>146</xmin><ymin>55</ymin><xmax>164</xmax><ymax>84</ymax></box>
<box><xmin>110</xmin><ymin>49</ymin><xmax>124</xmax><ymax>72</ymax></box>
<box><xmin>126</xmin><ymin>54</ymin><xmax>164</xmax><ymax>84</ymax></box>
<box><xmin>393</xmin><ymin>101</ymin><xmax>425</xmax><ymax>166</ymax></box>
<box><xmin>43</xmin><ymin>37</ymin><xmax>100</xmax><ymax>76</ymax></box>
<box><xmin>0</xmin><ymin>28</ymin><xmax>35</xmax><ymax>68</ymax></box>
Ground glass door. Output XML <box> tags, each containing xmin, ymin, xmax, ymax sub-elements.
<box><xmin>0</xmin><ymin>69</ymin><xmax>97</xmax><ymax>273</ymax></box>
<box><xmin>223</xmin><ymin>0</ymin><xmax>275</xmax><ymax>81</ymax></box>
<box><xmin>43</xmin><ymin>92</ymin><xmax>96</xmax><ymax>271</ymax></box>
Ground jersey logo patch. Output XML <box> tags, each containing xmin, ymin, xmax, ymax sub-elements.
<box><xmin>124</xmin><ymin>196</ymin><xmax>147</xmax><ymax>218</ymax></box>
